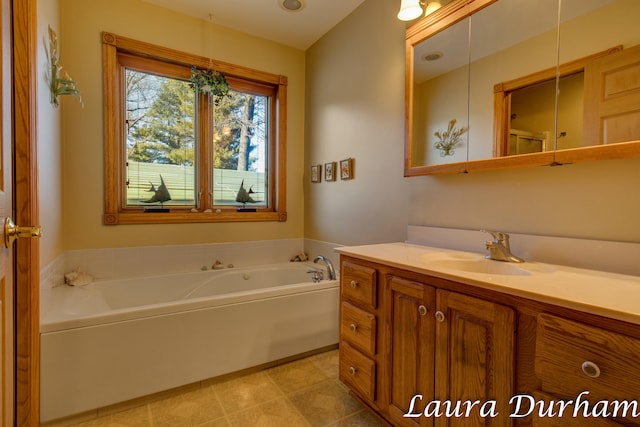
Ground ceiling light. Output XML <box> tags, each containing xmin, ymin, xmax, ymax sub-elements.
<box><xmin>397</xmin><ymin>0</ymin><xmax>442</xmax><ymax>21</ymax></box>
<box><xmin>279</xmin><ymin>0</ymin><xmax>305</xmax><ymax>12</ymax></box>
<box><xmin>397</xmin><ymin>0</ymin><xmax>423</xmax><ymax>21</ymax></box>
<box><xmin>422</xmin><ymin>51</ymin><xmax>443</xmax><ymax>61</ymax></box>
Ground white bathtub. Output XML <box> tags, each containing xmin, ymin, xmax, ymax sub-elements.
<box><xmin>40</xmin><ymin>262</ymin><xmax>340</xmax><ymax>422</ymax></box>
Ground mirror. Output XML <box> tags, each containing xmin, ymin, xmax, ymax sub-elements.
<box><xmin>405</xmin><ymin>0</ymin><xmax>640</xmax><ymax>176</ymax></box>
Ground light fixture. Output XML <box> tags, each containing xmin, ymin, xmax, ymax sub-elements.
<box><xmin>397</xmin><ymin>0</ymin><xmax>423</xmax><ymax>21</ymax></box>
<box><xmin>279</xmin><ymin>0</ymin><xmax>305</xmax><ymax>12</ymax></box>
<box><xmin>422</xmin><ymin>51</ymin><xmax>443</xmax><ymax>61</ymax></box>
<box><xmin>397</xmin><ymin>0</ymin><xmax>442</xmax><ymax>21</ymax></box>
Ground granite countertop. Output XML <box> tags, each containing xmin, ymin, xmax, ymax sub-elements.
<box><xmin>336</xmin><ymin>242</ymin><xmax>640</xmax><ymax>325</ymax></box>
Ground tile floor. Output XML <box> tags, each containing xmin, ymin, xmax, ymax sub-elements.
<box><xmin>65</xmin><ymin>349</ymin><xmax>387</xmax><ymax>427</ymax></box>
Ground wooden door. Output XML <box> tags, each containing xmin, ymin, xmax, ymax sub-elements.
<box><xmin>10</xmin><ymin>0</ymin><xmax>40</xmax><ymax>424</ymax></box>
<box><xmin>583</xmin><ymin>44</ymin><xmax>640</xmax><ymax>146</ymax></box>
<box><xmin>434</xmin><ymin>290</ymin><xmax>515</xmax><ymax>427</ymax></box>
<box><xmin>385</xmin><ymin>275</ymin><xmax>436</xmax><ymax>427</ymax></box>
<box><xmin>0</xmin><ymin>0</ymin><xmax>14</xmax><ymax>424</ymax></box>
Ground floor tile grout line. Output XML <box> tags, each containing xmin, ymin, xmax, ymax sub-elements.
<box><xmin>263</xmin><ymin>366</ymin><xmax>313</xmax><ymax>426</ymax></box>
<box><xmin>207</xmin><ymin>382</ymin><xmax>233</xmax><ymax>425</ymax></box>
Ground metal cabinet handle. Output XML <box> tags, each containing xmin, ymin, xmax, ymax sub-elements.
<box><xmin>418</xmin><ymin>305</ymin><xmax>428</xmax><ymax>316</ymax></box>
<box><xmin>350</xmin><ymin>280</ymin><xmax>358</xmax><ymax>288</ymax></box>
<box><xmin>435</xmin><ymin>311</ymin><xmax>446</xmax><ymax>323</ymax></box>
<box><xmin>349</xmin><ymin>366</ymin><xmax>357</xmax><ymax>375</ymax></box>
<box><xmin>350</xmin><ymin>323</ymin><xmax>357</xmax><ymax>332</ymax></box>
<box><xmin>581</xmin><ymin>361</ymin><xmax>601</xmax><ymax>378</ymax></box>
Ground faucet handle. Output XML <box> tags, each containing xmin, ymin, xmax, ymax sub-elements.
<box><xmin>481</xmin><ymin>229</ymin><xmax>508</xmax><ymax>242</ymax></box>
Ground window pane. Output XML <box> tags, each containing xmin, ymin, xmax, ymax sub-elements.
<box><xmin>124</xmin><ymin>69</ymin><xmax>196</xmax><ymax>207</ymax></box>
<box><xmin>212</xmin><ymin>90</ymin><xmax>269</xmax><ymax>207</ymax></box>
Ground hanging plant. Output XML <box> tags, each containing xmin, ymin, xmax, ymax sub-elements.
<box><xmin>45</xmin><ymin>25</ymin><xmax>82</xmax><ymax>108</ymax></box>
<box><xmin>189</xmin><ymin>66</ymin><xmax>230</xmax><ymax>101</ymax></box>
<box><xmin>434</xmin><ymin>118</ymin><xmax>468</xmax><ymax>157</ymax></box>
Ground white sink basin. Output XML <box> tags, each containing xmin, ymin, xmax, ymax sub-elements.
<box><xmin>428</xmin><ymin>258</ymin><xmax>531</xmax><ymax>276</ymax></box>
<box><xmin>421</xmin><ymin>252</ymin><xmax>531</xmax><ymax>276</ymax></box>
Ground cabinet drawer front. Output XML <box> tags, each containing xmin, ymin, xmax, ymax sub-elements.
<box><xmin>340</xmin><ymin>342</ymin><xmax>376</xmax><ymax>402</ymax></box>
<box><xmin>341</xmin><ymin>261</ymin><xmax>377</xmax><ymax>309</ymax></box>
<box><xmin>341</xmin><ymin>302</ymin><xmax>376</xmax><ymax>355</ymax></box>
<box><xmin>536</xmin><ymin>314</ymin><xmax>640</xmax><ymax>414</ymax></box>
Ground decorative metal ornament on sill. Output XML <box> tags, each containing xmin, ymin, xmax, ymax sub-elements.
<box><xmin>434</xmin><ymin>118</ymin><xmax>468</xmax><ymax>157</ymax></box>
<box><xmin>45</xmin><ymin>25</ymin><xmax>83</xmax><ymax>108</ymax></box>
<box><xmin>236</xmin><ymin>179</ymin><xmax>257</xmax><ymax>212</ymax></box>
<box><xmin>142</xmin><ymin>175</ymin><xmax>171</xmax><ymax>212</ymax></box>
<box><xmin>188</xmin><ymin>66</ymin><xmax>229</xmax><ymax>104</ymax></box>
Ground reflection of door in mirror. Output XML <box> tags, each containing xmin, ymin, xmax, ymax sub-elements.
<box><xmin>583</xmin><ymin>44</ymin><xmax>640</xmax><ymax>147</ymax></box>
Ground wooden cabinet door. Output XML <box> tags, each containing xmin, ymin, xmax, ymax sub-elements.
<box><xmin>434</xmin><ymin>290</ymin><xmax>515</xmax><ymax>427</ymax></box>
<box><xmin>385</xmin><ymin>275</ymin><xmax>436</xmax><ymax>427</ymax></box>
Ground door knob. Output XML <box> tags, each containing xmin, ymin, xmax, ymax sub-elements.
<box><xmin>4</xmin><ymin>217</ymin><xmax>42</xmax><ymax>248</ymax></box>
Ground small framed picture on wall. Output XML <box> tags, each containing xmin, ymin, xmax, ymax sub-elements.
<box><xmin>340</xmin><ymin>158</ymin><xmax>354</xmax><ymax>180</ymax></box>
<box><xmin>324</xmin><ymin>162</ymin><xmax>337</xmax><ymax>181</ymax></box>
<box><xmin>311</xmin><ymin>164</ymin><xmax>322</xmax><ymax>183</ymax></box>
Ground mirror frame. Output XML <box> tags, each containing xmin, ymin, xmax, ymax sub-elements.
<box><xmin>404</xmin><ymin>0</ymin><xmax>640</xmax><ymax>176</ymax></box>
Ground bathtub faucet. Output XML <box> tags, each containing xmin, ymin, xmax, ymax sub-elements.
<box><xmin>313</xmin><ymin>255</ymin><xmax>336</xmax><ymax>280</ymax></box>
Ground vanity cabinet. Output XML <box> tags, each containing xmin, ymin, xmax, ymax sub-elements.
<box><xmin>339</xmin><ymin>253</ymin><xmax>640</xmax><ymax>427</ymax></box>
<box><xmin>385</xmin><ymin>275</ymin><xmax>515</xmax><ymax>427</ymax></box>
<box><xmin>339</xmin><ymin>256</ymin><xmax>515</xmax><ymax>426</ymax></box>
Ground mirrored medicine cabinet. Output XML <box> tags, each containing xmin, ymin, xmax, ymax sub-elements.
<box><xmin>404</xmin><ymin>0</ymin><xmax>640</xmax><ymax>176</ymax></box>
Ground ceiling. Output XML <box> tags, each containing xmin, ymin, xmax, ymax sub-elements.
<box><xmin>141</xmin><ymin>0</ymin><xmax>367</xmax><ymax>50</ymax></box>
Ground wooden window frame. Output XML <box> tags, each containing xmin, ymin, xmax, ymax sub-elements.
<box><xmin>102</xmin><ymin>32</ymin><xmax>287</xmax><ymax>225</ymax></box>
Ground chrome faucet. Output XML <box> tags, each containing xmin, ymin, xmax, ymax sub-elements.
<box><xmin>313</xmin><ymin>255</ymin><xmax>336</xmax><ymax>280</ymax></box>
<box><xmin>306</xmin><ymin>269</ymin><xmax>324</xmax><ymax>283</ymax></box>
<box><xmin>482</xmin><ymin>230</ymin><xmax>524</xmax><ymax>263</ymax></box>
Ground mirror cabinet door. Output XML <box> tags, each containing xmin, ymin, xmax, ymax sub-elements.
<box><xmin>469</xmin><ymin>0</ymin><xmax>560</xmax><ymax>159</ymax></box>
<box><xmin>559</xmin><ymin>0</ymin><xmax>640</xmax><ymax>150</ymax></box>
<box><xmin>411</xmin><ymin>16</ymin><xmax>470</xmax><ymax>168</ymax></box>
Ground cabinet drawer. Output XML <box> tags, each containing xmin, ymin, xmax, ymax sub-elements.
<box><xmin>341</xmin><ymin>302</ymin><xmax>376</xmax><ymax>355</ymax></box>
<box><xmin>339</xmin><ymin>342</ymin><xmax>376</xmax><ymax>402</ymax></box>
<box><xmin>341</xmin><ymin>261</ymin><xmax>377</xmax><ymax>309</ymax></box>
<box><xmin>536</xmin><ymin>314</ymin><xmax>640</xmax><ymax>415</ymax></box>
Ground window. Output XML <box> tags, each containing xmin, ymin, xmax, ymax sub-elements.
<box><xmin>102</xmin><ymin>32</ymin><xmax>287</xmax><ymax>224</ymax></box>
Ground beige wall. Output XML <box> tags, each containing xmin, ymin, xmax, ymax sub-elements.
<box><xmin>304</xmin><ymin>0</ymin><xmax>410</xmax><ymax>246</ymax></box>
<box><xmin>38</xmin><ymin>0</ymin><xmax>64</xmax><ymax>266</ymax></box>
<box><xmin>305</xmin><ymin>0</ymin><xmax>640</xmax><ymax>245</ymax></box>
<box><xmin>56</xmin><ymin>0</ymin><xmax>306</xmax><ymax>250</ymax></box>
